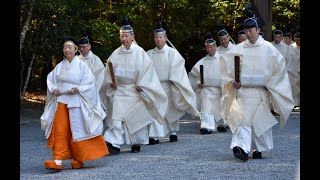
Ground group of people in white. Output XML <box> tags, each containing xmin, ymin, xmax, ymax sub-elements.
<box><xmin>40</xmin><ymin>13</ymin><xmax>299</xmax><ymax>171</ymax></box>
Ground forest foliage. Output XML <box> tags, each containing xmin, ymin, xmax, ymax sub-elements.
<box><xmin>20</xmin><ymin>0</ymin><xmax>300</xmax><ymax>95</ymax></box>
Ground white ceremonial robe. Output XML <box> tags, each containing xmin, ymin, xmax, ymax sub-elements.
<box><xmin>272</xmin><ymin>41</ymin><xmax>300</xmax><ymax>106</ymax></box>
<box><xmin>220</xmin><ymin>36</ymin><xmax>295</xmax><ymax>153</ymax></box>
<box><xmin>146</xmin><ymin>44</ymin><xmax>200</xmax><ymax>137</ymax></box>
<box><xmin>291</xmin><ymin>42</ymin><xmax>300</xmax><ymax>106</ymax></box>
<box><xmin>79</xmin><ymin>51</ymin><xmax>108</xmax><ymax>111</ymax></box>
<box><xmin>40</xmin><ymin>56</ymin><xmax>106</xmax><ymax>141</ymax></box>
<box><xmin>103</xmin><ymin>43</ymin><xmax>168</xmax><ymax>146</ymax></box>
<box><xmin>189</xmin><ymin>52</ymin><xmax>224</xmax><ymax>131</ymax></box>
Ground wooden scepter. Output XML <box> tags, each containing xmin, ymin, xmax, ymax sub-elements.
<box><xmin>234</xmin><ymin>56</ymin><xmax>240</xmax><ymax>83</ymax></box>
<box><xmin>200</xmin><ymin>65</ymin><xmax>204</xmax><ymax>85</ymax></box>
<box><xmin>107</xmin><ymin>61</ymin><xmax>116</xmax><ymax>84</ymax></box>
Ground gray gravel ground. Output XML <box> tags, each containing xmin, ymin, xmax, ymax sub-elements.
<box><xmin>20</xmin><ymin>108</ymin><xmax>300</xmax><ymax>180</ymax></box>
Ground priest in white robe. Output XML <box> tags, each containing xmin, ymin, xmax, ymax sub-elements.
<box><xmin>189</xmin><ymin>33</ymin><xmax>226</xmax><ymax>134</ymax></box>
<box><xmin>216</xmin><ymin>26</ymin><xmax>236</xmax><ymax>54</ymax></box>
<box><xmin>78</xmin><ymin>33</ymin><xmax>108</xmax><ymax>111</ymax></box>
<box><xmin>292</xmin><ymin>30</ymin><xmax>300</xmax><ymax>107</ymax></box>
<box><xmin>271</xmin><ymin>29</ymin><xmax>300</xmax><ymax>108</ymax></box>
<box><xmin>103</xmin><ymin>18</ymin><xmax>168</xmax><ymax>153</ymax></box>
<box><xmin>219</xmin><ymin>15</ymin><xmax>295</xmax><ymax>161</ymax></box>
<box><xmin>146</xmin><ymin>20</ymin><xmax>200</xmax><ymax>144</ymax></box>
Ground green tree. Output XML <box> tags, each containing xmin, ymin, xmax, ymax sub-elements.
<box><xmin>273</xmin><ymin>0</ymin><xmax>300</xmax><ymax>33</ymax></box>
<box><xmin>20</xmin><ymin>0</ymin><xmax>300</xmax><ymax>94</ymax></box>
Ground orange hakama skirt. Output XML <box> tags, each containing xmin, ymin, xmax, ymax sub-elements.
<box><xmin>47</xmin><ymin>102</ymin><xmax>109</xmax><ymax>161</ymax></box>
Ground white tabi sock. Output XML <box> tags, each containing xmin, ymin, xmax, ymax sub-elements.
<box><xmin>54</xmin><ymin>160</ymin><xmax>62</xmax><ymax>165</ymax></box>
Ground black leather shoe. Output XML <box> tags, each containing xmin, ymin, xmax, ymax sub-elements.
<box><xmin>106</xmin><ymin>142</ymin><xmax>120</xmax><ymax>154</ymax></box>
<box><xmin>200</xmin><ymin>128</ymin><xmax>212</xmax><ymax>135</ymax></box>
<box><xmin>217</xmin><ymin>125</ymin><xmax>227</xmax><ymax>132</ymax></box>
<box><xmin>131</xmin><ymin>144</ymin><xmax>141</xmax><ymax>153</ymax></box>
<box><xmin>233</xmin><ymin>146</ymin><xmax>248</xmax><ymax>161</ymax></box>
<box><xmin>252</xmin><ymin>151</ymin><xmax>262</xmax><ymax>159</ymax></box>
<box><xmin>169</xmin><ymin>135</ymin><xmax>178</xmax><ymax>142</ymax></box>
<box><xmin>148</xmin><ymin>138</ymin><xmax>159</xmax><ymax>145</ymax></box>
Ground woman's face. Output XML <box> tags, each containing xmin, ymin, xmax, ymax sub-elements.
<box><xmin>63</xmin><ymin>41</ymin><xmax>78</xmax><ymax>60</ymax></box>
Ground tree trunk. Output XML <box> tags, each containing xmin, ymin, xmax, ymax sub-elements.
<box><xmin>21</xmin><ymin>53</ymin><xmax>36</xmax><ymax>99</ymax></box>
<box><xmin>254</xmin><ymin>0</ymin><xmax>272</xmax><ymax>41</ymax></box>
<box><xmin>21</xmin><ymin>26</ymin><xmax>40</xmax><ymax>100</ymax></box>
<box><xmin>20</xmin><ymin>0</ymin><xmax>35</xmax><ymax>54</ymax></box>
<box><xmin>20</xmin><ymin>0</ymin><xmax>35</xmax><ymax>100</ymax></box>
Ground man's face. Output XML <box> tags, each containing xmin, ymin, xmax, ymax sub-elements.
<box><xmin>244</xmin><ymin>27</ymin><xmax>259</xmax><ymax>44</ymax></box>
<box><xmin>154</xmin><ymin>34</ymin><xmax>167</xmax><ymax>49</ymax></box>
<box><xmin>205</xmin><ymin>44</ymin><xmax>216</xmax><ymax>56</ymax></box>
<box><xmin>120</xmin><ymin>32</ymin><xmax>134</xmax><ymax>48</ymax></box>
<box><xmin>273</xmin><ymin>35</ymin><xmax>283</xmax><ymax>44</ymax></box>
<box><xmin>238</xmin><ymin>35</ymin><xmax>247</xmax><ymax>43</ymax></box>
<box><xmin>79</xmin><ymin>43</ymin><xmax>91</xmax><ymax>56</ymax></box>
<box><xmin>283</xmin><ymin>36</ymin><xmax>292</xmax><ymax>45</ymax></box>
<box><xmin>218</xmin><ymin>36</ymin><xmax>230</xmax><ymax>48</ymax></box>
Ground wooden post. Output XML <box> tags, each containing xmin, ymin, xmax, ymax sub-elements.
<box><xmin>107</xmin><ymin>61</ymin><xmax>116</xmax><ymax>84</ymax></box>
<box><xmin>200</xmin><ymin>65</ymin><xmax>204</xmax><ymax>85</ymax></box>
<box><xmin>253</xmin><ymin>0</ymin><xmax>272</xmax><ymax>41</ymax></box>
<box><xmin>234</xmin><ymin>56</ymin><xmax>240</xmax><ymax>83</ymax></box>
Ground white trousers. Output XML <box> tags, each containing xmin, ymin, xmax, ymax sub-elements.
<box><xmin>104</xmin><ymin>121</ymin><xmax>149</xmax><ymax>148</ymax></box>
<box><xmin>148</xmin><ymin>118</ymin><xmax>179</xmax><ymax>138</ymax></box>
<box><xmin>230</xmin><ymin>126</ymin><xmax>273</xmax><ymax>154</ymax></box>
<box><xmin>200</xmin><ymin>113</ymin><xmax>225</xmax><ymax>131</ymax></box>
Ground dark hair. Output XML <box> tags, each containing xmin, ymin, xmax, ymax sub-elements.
<box><xmin>62</xmin><ymin>35</ymin><xmax>79</xmax><ymax>46</ymax></box>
